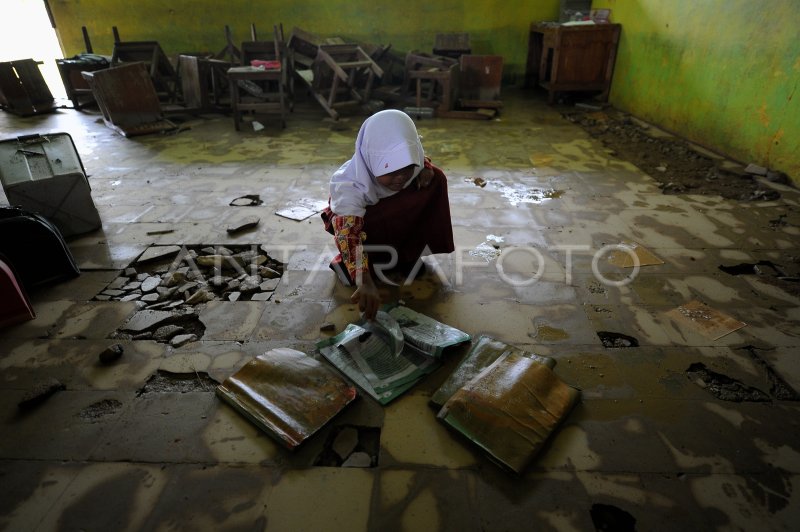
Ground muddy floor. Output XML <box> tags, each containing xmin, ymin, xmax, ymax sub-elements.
<box><xmin>562</xmin><ymin>104</ymin><xmax>800</xmax><ymax>298</ymax></box>
<box><xmin>561</xmin><ymin>106</ymin><xmax>789</xmax><ymax>201</ymax></box>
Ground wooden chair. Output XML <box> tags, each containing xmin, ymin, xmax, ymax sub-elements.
<box><xmin>0</xmin><ymin>59</ymin><xmax>56</xmax><ymax>116</ymax></box>
<box><xmin>433</xmin><ymin>33</ymin><xmax>472</xmax><ymax>59</ymax></box>
<box><xmin>56</xmin><ymin>26</ymin><xmax>108</xmax><ymax>110</ymax></box>
<box><xmin>111</xmin><ymin>40</ymin><xmax>179</xmax><ymax>102</ymax></box>
<box><xmin>402</xmin><ymin>52</ymin><xmax>459</xmax><ymax>115</ymax></box>
<box><xmin>227</xmin><ymin>25</ymin><xmax>287</xmax><ymax>129</ymax></box>
<box><xmin>82</xmin><ymin>62</ymin><xmax>176</xmax><ymax>137</ymax></box>
<box><xmin>178</xmin><ymin>54</ymin><xmax>230</xmax><ymax>112</ymax></box>
<box><xmin>298</xmin><ymin>43</ymin><xmax>383</xmax><ymax>120</ymax></box>
<box><xmin>215</xmin><ymin>25</ymin><xmax>243</xmax><ymax>65</ymax></box>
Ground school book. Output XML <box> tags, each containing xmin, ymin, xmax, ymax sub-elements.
<box><xmin>216</xmin><ymin>348</ymin><xmax>357</xmax><ymax>450</ymax></box>
<box><xmin>316</xmin><ymin>304</ymin><xmax>471</xmax><ymax>405</ymax></box>
<box><xmin>430</xmin><ymin>334</ymin><xmax>556</xmax><ymax>408</ymax></box>
<box><xmin>437</xmin><ymin>351</ymin><xmax>580</xmax><ymax>474</ymax></box>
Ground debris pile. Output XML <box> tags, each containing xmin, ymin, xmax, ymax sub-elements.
<box><xmin>110</xmin><ymin>308</ymin><xmax>204</xmax><ymax>345</ymax></box>
<box><xmin>562</xmin><ymin>109</ymin><xmax>786</xmax><ymax>201</ymax></box>
<box><xmin>95</xmin><ymin>244</ymin><xmax>285</xmax><ymax>308</ymax></box>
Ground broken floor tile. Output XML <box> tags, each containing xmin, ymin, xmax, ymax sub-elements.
<box><xmin>141</xmin><ymin>277</ymin><xmax>161</xmax><ymax>292</ymax></box>
<box><xmin>341</xmin><ymin>452</ymin><xmax>372</xmax><ymax>468</ymax></box>
<box><xmin>229</xmin><ymin>194</ymin><xmax>263</xmax><ymax>206</ymax></box>
<box><xmin>121</xmin><ymin>310</ymin><xmax>175</xmax><ymax>333</ymax></box>
<box><xmin>136</xmin><ymin>245</ymin><xmax>182</xmax><ymax>264</ymax></box>
<box><xmin>18</xmin><ymin>378</ymin><xmax>66</xmax><ymax>410</ymax></box>
<box><xmin>98</xmin><ymin>344</ymin><xmax>124</xmax><ymax>365</ymax></box>
<box><xmin>227</xmin><ymin>216</ymin><xmax>260</xmax><ymax>235</ymax></box>
<box><xmin>170</xmin><ymin>334</ymin><xmax>197</xmax><ymax>347</ymax></box>
<box><xmin>332</xmin><ymin>426</ymin><xmax>359</xmax><ymax>460</ymax></box>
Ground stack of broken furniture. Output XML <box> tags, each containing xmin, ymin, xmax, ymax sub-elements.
<box><xmin>81</xmin><ymin>27</ymin><xmax>185</xmax><ymax>136</ymax></box>
<box><xmin>227</xmin><ymin>24</ymin><xmax>291</xmax><ymax>130</ymax></box>
<box><xmin>288</xmin><ymin>27</ymin><xmax>384</xmax><ymax>120</ymax></box>
<box><xmin>402</xmin><ymin>32</ymin><xmax>504</xmax><ymax>120</ymax></box>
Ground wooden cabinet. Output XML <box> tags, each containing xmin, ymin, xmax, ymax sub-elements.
<box><xmin>525</xmin><ymin>23</ymin><xmax>621</xmax><ymax>103</ymax></box>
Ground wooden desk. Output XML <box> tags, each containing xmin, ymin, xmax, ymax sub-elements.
<box><xmin>227</xmin><ymin>66</ymin><xmax>286</xmax><ymax>130</ymax></box>
<box><xmin>525</xmin><ymin>22</ymin><xmax>621</xmax><ymax>103</ymax></box>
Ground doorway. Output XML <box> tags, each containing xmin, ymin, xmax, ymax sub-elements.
<box><xmin>0</xmin><ymin>0</ymin><xmax>67</xmax><ymax>99</ymax></box>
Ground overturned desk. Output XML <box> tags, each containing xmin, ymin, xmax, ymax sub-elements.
<box><xmin>227</xmin><ymin>65</ymin><xmax>286</xmax><ymax>130</ymax></box>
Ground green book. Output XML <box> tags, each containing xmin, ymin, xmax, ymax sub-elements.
<box><xmin>317</xmin><ymin>304</ymin><xmax>471</xmax><ymax>405</ymax></box>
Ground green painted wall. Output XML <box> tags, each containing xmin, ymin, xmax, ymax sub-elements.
<box><xmin>47</xmin><ymin>0</ymin><xmax>561</xmax><ymax>84</ymax></box>
<box><xmin>593</xmin><ymin>0</ymin><xmax>800</xmax><ymax>182</ymax></box>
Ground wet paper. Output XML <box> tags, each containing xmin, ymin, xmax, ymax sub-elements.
<box><xmin>607</xmin><ymin>241</ymin><xmax>664</xmax><ymax>268</ymax></box>
<box><xmin>665</xmin><ymin>299</ymin><xmax>746</xmax><ymax>340</ymax></box>
<box><xmin>437</xmin><ymin>352</ymin><xmax>580</xmax><ymax>474</ymax></box>
<box><xmin>275</xmin><ymin>198</ymin><xmax>328</xmax><ymax>221</ymax></box>
<box><xmin>216</xmin><ymin>348</ymin><xmax>357</xmax><ymax>450</ymax></box>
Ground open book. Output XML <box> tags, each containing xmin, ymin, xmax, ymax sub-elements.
<box><xmin>316</xmin><ymin>304</ymin><xmax>471</xmax><ymax>404</ymax></box>
<box><xmin>216</xmin><ymin>348</ymin><xmax>357</xmax><ymax>450</ymax></box>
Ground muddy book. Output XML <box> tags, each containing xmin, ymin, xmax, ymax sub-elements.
<box><xmin>435</xmin><ymin>343</ymin><xmax>580</xmax><ymax>474</ymax></box>
<box><xmin>216</xmin><ymin>348</ymin><xmax>357</xmax><ymax>450</ymax></box>
<box><xmin>430</xmin><ymin>335</ymin><xmax>557</xmax><ymax>408</ymax></box>
<box><xmin>316</xmin><ymin>304</ymin><xmax>471</xmax><ymax>405</ymax></box>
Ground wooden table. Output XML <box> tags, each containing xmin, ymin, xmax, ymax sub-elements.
<box><xmin>525</xmin><ymin>22</ymin><xmax>621</xmax><ymax>103</ymax></box>
<box><xmin>227</xmin><ymin>66</ymin><xmax>286</xmax><ymax>130</ymax></box>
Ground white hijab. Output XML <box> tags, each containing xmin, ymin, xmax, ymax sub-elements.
<box><xmin>330</xmin><ymin>110</ymin><xmax>424</xmax><ymax>217</ymax></box>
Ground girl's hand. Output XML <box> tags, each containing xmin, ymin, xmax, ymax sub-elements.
<box><xmin>350</xmin><ymin>273</ymin><xmax>381</xmax><ymax>320</ymax></box>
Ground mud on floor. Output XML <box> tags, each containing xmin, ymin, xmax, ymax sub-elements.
<box><xmin>562</xmin><ymin>107</ymin><xmax>788</xmax><ymax>201</ymax></box>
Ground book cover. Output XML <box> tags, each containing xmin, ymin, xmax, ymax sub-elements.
<box><xmin>216</xmin><ymin>347</ymin><xmax>357</xmax><ymax>450</ymax></box>
<box><xmin>437</xmin><ymin>352</ymin><xmax>580</xmax><ymax>474</ymax></box>
<box><xmin>430</xmin><ymin>335</ymin><xmax>556</xmax><ymax>407</ymax></box>
<box><xmin>316</xmin><ymin>304</ymin><xmax>471</xmax><ymax>404</ymax></box>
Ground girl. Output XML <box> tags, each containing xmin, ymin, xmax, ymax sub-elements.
<box><xmin>321</xmin><ymin>110</ymin><xmax>455</xmax><ymax>319</ymax></box>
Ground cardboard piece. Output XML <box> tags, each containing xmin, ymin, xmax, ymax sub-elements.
<box><xmin>275</xmin><ymin>198</ymin><xmax>328</xmax><ymax>221</ymax></box>
<box><xmin>607</xmin><ymin>241</ymin><xmax>664</xmax><ymax>268</ymax></box>
<box><xmin>665</xmin><ymin>300</ymin><xmax>746</xmax><ymax>340</ymax></box>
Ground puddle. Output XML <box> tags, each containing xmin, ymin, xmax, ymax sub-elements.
<box><xmin>137</xmin><ymin>370</ymin><xmax>217</xmax><ymax>395</ymax></box>
<box><xmin>685</xmin><ymin>362</ymin><xmax>770</xmax><ymax>402</ymax></box>
<box><xmin>740</xmin><ymin>346</ymin><xmax>800</xmax><ymax>401</ymax></box>
<box><xmin>492</xmin><ymin>181</ymin><xmax>564</xmax><ymax>206</ymax></box>
<box><xmin>78</xmin><ymin>399</ymin><xmax>123</xmax><ymax>422</ymax></box>
<box><xmin>590</xmin><ymin>503</ymin><xmax>637</xmax><ymax>532</ymax></box>
<box><xmin>597</xmin><ymin>331</ymin><xmax>639</xmax><ymax>348</ymax></box>
<box><xmin>314</xmin><ymin>425</ymin><xmax>380</xmax><ymax>468</ymax></box>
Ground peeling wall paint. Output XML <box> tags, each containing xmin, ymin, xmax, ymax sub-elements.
<box><xmin>592</xmin><ymin>0</ymin><xmax>800</xmax><ymax>182</ymax></box>
<box><xmin>47</xmin><ymin>0</ymin><xmax>560</xmax><ymax>84</ymax></box>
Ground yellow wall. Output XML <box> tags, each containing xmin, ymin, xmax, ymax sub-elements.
<box><xmin>47</xmin><ymin>0</ymin><xmax>561</xmax><ymax>84</ymax></box>
<box><xmin>593</xmin><ymin>0</ymin><xmax>800</xmax><ymax>182</ymax></box>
